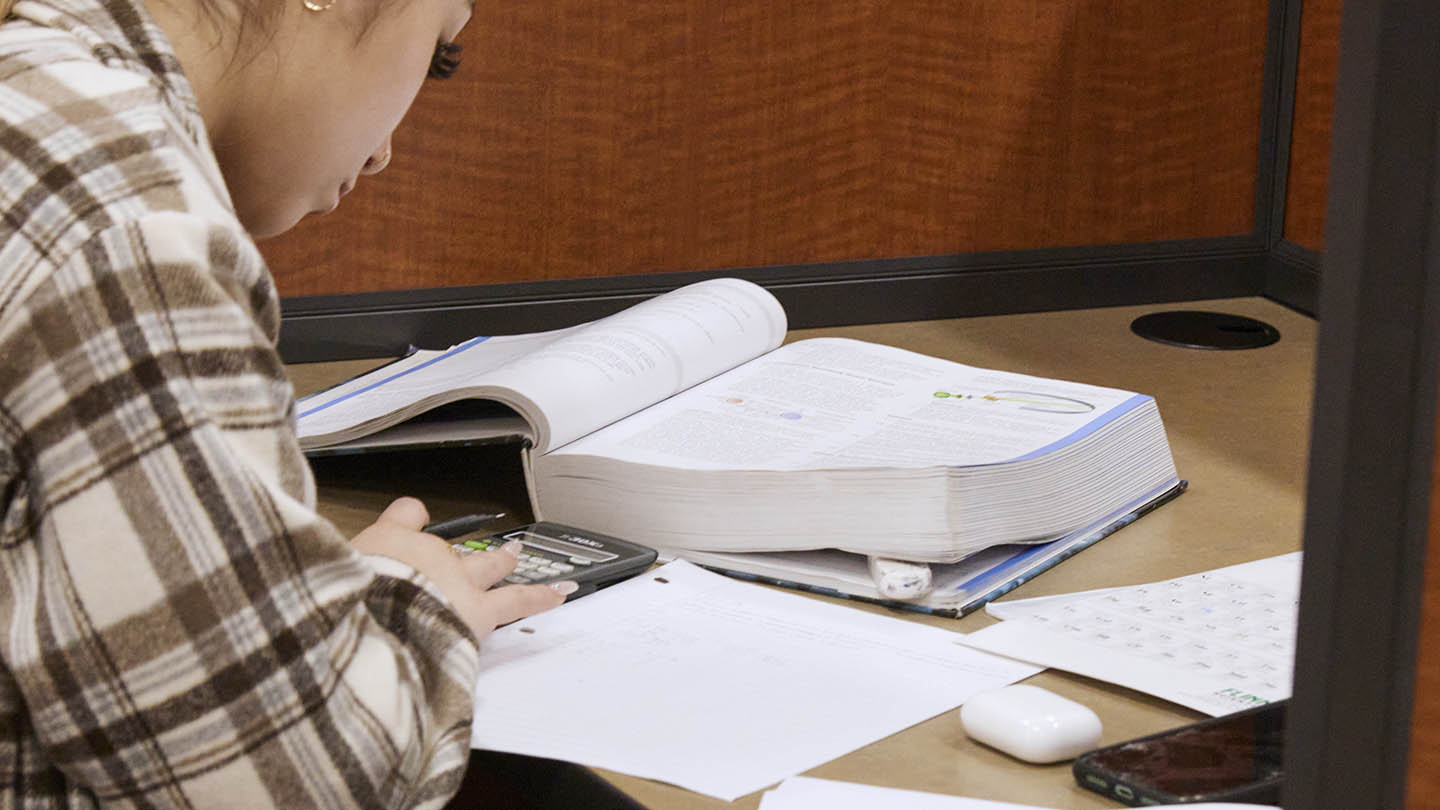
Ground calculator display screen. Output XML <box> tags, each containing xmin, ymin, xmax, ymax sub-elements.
<box><xmin>505</xmin><ymin>529</ymin><xmax>617</xmax><ymax>562</ymax></box>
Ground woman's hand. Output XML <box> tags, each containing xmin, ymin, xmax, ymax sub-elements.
<box><xmin>350</xmin><ymin>497</ymin><xmax>574</xmax><ymax>640</ymax></box>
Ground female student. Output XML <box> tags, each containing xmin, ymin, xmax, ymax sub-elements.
<box><xmin>0</xmin><ymin>0</ymin><xmax>572</xmax><ymax>804</ymax></box>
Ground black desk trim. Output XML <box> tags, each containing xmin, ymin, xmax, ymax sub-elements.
<box><xmin>277</xmin><ymin>239</ymin><xmax>1274</xmax><ymax>362</ymax></box>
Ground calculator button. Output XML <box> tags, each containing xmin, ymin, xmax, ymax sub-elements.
<box><xmin>523</xmin><ymin>571</ymin><xmax>550</xmax><ymax>581</ymax></box>
<box><xmin>503</xmin><ymin>574</ymin><xmax>527</xmax><ymax>584</ymax></box>
<box><xmin>568</xmin><ymin>557</ymin><xmax>592</xmax><ymax>566</ymax></box>
<box><xmin>553</xmin><ymin>563</ymin><xmax>575</xmax><ymax>573</ymax></box>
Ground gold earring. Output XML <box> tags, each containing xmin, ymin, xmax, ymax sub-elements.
<box><xmin>302</xmin><ymin>0</ymin><xmax>335</xmax><ymax>11</ymax></box>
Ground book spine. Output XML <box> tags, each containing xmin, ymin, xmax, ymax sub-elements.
<box><xmin>957</xmin><ymin>479</ymin><xmax>1189</xmax><ymax>615</ymax></box>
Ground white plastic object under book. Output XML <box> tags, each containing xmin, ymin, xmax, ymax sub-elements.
<box><xmin>866</xmin><ymin>556</ymin><xmax>933</xmax><ymax>600</ymax></box>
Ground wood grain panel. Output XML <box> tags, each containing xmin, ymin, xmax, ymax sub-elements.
<box><xmin>1407</xmin><ymin>404</ymin><xmax>1440</xmax><ymax>806</ymax></box>
<box><xmin>1283</xmin><ymin>0</ymin><xmax>1340</xmax><ymax>251</ymax></box>
<box><xmin>262</xmin><ymin>0</ymin><xmax>1268</xmax><ymax>298</ymax></box>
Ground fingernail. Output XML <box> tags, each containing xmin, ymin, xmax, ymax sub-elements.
<box><xmin>500</xmin><ymin>540</ymin><xmax>524</xmax><ymax>557</ymax></box>
<box><xmin>549</xmin><ymin>581</ymin><xmax>579</xmax><ymax>595</ymax></box>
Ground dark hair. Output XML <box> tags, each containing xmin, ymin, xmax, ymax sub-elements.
<box><xmin>195</xmin><ymin>0</ymin><xmax>281</xmax><ymax>56</ymax></box>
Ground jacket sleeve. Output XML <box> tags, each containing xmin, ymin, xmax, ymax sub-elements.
<box><xmin>0</xmin><ymin>212</ymin><xmax>480</xmax><ymax>809</ymax></box>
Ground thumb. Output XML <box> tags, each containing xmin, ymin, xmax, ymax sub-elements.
<box><xmin>376</xmin><ymin>496</ymin><xmax>430</xmax><ymax>530</ymax></box>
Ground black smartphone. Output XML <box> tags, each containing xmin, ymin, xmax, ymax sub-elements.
<box><xmin>449</xmin><ymin>521</ymin><xmax>658</xmax><ymax>601</ymax></box>
<box><xmin>1072</xmin><ymin>700</ymin><xmax>1285</xmax><ymax>806</ymax></box>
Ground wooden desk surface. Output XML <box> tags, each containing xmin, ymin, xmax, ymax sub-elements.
<box><xmin>287</xmin><ymin>296</ymin><xmax>1314</xmax><ymax>810</ymax></box>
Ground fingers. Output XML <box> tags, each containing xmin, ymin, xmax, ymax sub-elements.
<box><xmin>448</xmin><ymin>543</ymin><xmax>577</xmax><ymax>634</ymax></box>
<box><xmin>377</xmin><ymin>496</ymin><xmax>429</xmax><ymax>530</ymax></box>
<box><xmin>350</xmin><ymin>500</ymin><xmax>576</xmax><ymax>639</ymax></box>
<box><xmin>456</xmin><ymin>540</ymin><xmax>524</xmax><ymax>589</ymax></box>
<box><xmin>470</xmin><ymin>582</ymin><xmax>572</xmax><ymax>629</ymax></box>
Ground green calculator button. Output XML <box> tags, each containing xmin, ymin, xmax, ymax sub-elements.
<box><xmin>463</xmin><ymin>540</ymin><xmax>488</xmax><ymax>550</ymax></box>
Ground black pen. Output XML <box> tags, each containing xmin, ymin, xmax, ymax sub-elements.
<box><xmin>423</xmin><ymin>512</ymin><xmax>508</xmax><ymax>540</ymax></box>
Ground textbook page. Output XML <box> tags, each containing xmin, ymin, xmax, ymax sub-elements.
<box><xmin>296</xmin><ymin>278</ymin><xmax>787</xmax><ymax>452</ymax></box>
<box><xmin>469</xmin><ymin>561</ymin><xmax>1040</xmax><ymax>801</ymax></box>
<box><xmin>296</xmin><ymin>327</ymin><xmax>573</xmax><ymax>447</ymax></box>
<box><xmin>546</xmin><ymin>337</ymin><xmax>1148</xmax><ymax>470</ymax></box>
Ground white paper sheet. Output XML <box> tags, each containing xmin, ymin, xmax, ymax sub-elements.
<box><xmin>470</xmin><ymin>561</ymin><xmax>1040</xmax><ymax>801</ymax></box>
<box><xmin>756</xmin><ymin>776</ymin><xmax>1280</xmax><ymax>810</ymax></box>
<box><xmin>959</xmin><ymin>553</ymin><xmax>1301</xmax><ymax>716</ymax></box>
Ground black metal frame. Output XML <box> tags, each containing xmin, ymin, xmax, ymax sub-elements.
<box><xmin>1287</xmin><ymin>0</ymin><xmax>1440</xmax><ymax>806</ymax></box>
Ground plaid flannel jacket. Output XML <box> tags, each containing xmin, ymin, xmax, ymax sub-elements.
<box><xmin>0</xmin><ymin>0</ymin><xmax>481</xmax><ymax>807</ymax></box>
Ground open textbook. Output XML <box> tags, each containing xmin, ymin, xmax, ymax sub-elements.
<box><xmin>296</xmin><ymin>278</ymin><xmax>1180</xmax><ymax>562</ymax></box>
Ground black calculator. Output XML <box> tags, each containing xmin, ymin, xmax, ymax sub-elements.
<box><xmin>449</xmin><ymin>521</ymin><xmax>657</xmax><ymax>600</ymax></box>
